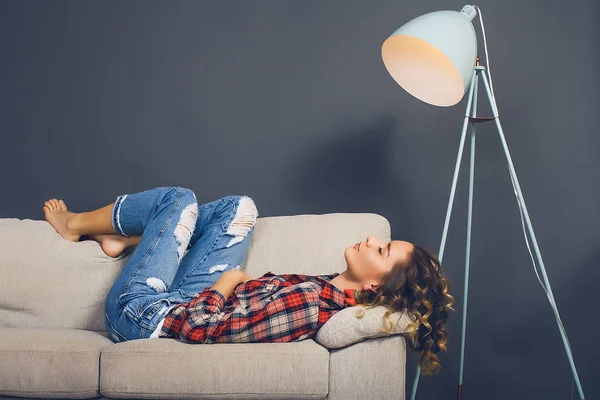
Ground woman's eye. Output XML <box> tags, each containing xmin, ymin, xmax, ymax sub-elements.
<box><xmin>378</xmin><ymin>247</ymin><xmax>382</xmax><ymax>254</ymax></box>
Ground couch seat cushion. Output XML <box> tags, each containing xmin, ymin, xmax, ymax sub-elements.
<box><xmin>0</xmin><ymin>328</ymin><xmax>113</xmax><ymax>398</ymax></box>
<box><xmin>100</xmin><ymin>338</ymin><xmax>329</xmax><ymax>400</ymax></box>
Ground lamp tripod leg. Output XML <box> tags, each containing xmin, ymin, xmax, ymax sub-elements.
<box><xmin>409</xmin><ymin>71</ymin><xmax>479</xmax><ymax>400</ymax></box>
<box><xmin>478</xmin><ymin>72</ymin><xmax>586</xmax><ymax>400</ymax></box>
<box><xmin>457</xmin><ymin>72</ymin><xmax>480</xmax><ymax>400</ymax></box>
<box><xmin>410</xmin><ymin>67</ymin><xmax>585</xmax><ymax>400</ymax></box>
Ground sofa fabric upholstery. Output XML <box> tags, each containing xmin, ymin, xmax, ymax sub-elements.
<box><xmin>100</xmin><ymin>339</ymin><xmax>329</xmax><ymax>399</ymax></box>
<box><xmin>329</xmin><ymin>335</ymin><xmax>407</xmax><ymax>400</ymax></box>
<box><xmin>0</xmin><ymin>213</ymin><xmax>407</xmax><ymax>400</ymax></box>
<box><xmin>0</xmin><ymin>328</ymin><xmax>113</xmax><ymax>398</ymax></box>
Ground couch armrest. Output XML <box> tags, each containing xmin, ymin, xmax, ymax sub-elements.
<box><xmin>326</xmin><ymin>335</ymin><xmax>407</xmax><ymax>400</ymax></box>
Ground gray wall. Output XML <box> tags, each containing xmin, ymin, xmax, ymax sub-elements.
<box><xmin>1</xmin><ymin>1</ymin><xmax>598</xmax><ymax>399</ymax></box>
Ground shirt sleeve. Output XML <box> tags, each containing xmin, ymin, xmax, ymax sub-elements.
<box><xmin>178</xmin><ymin>288</ymin><xmax>229</xmax><ymax>344</ymax></box>
<box><xmin>179</xmin><ymin>282</ymin><xmax>322</xmax><ymax>344</ymax></box>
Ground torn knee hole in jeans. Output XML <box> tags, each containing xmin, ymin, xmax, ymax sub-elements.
<box><xmin>208</xmin><ymin>264</ymin><xmax>228</xmax><ymax>274</ymax></box>
<box><xmin>146</xmin><ymin>277</ymin><xmax>167</xmax><ymax>293</ymax></box>
<box><xmin>174</xmin><ymin>203</ymin><xmax>198</xmax><ymax>262</ymax></box>
<box><xmin>208</xmin><ymin>264</ymin><xmax>241</xmax><ymax>274</ymax></box>
<box><xmin>226</xmin><ymin>196</ymin><xmax>258</xmax><ymax>247</ymax></box>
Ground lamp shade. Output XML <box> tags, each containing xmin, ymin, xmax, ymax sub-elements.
<box><xmin>382</xmin><ymin>9</ymin><xmax>477</xmax><ymax>107</ymax></box>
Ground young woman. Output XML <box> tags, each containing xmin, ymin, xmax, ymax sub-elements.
<box><xmin>43</xmin><ymin>185</ymin><xmax>454</xmax><ymax>376</ymax></box>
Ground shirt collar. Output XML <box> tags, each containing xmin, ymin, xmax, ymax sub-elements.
<box><xmin>342</xmin><ymin>288</ymin><xmax>358</xmax><ymax>306</ymax></box>
<box><xmin>317</xmin><ymin>272</ymin><xmax>358</xmax><ymax>307</ymax></box>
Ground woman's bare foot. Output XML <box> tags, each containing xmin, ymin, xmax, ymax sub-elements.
<box><xmin>43</xmin><ymin>199</ymin><xmax>80</xmax><ymax>242</ymax></box>
<box><xmin>89</xmin><ymin>234</ymin><xmax>129</xmax><ymax>258</ymax></box>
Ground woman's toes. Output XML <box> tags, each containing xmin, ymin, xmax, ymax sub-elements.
<box><xmin>43</xmin><ymin>198</ymin><xmax>80</xmax><ymax>242</ymax></box>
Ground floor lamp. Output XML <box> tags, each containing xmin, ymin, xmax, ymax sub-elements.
<box><xmin>380</xmin><ymin>5</ymin><xmax>586</xmax><ymax>400</ymax></box>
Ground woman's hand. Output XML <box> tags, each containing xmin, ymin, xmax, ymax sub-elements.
<box><xmin>210</xmin><ymin>270</ymin><xmax>253</xmax><ymax>299</ymax></box>
<box><xmin>221</xmin><ymin>269</ymin><xmax>253</xmax><ymax>285</ymax></box>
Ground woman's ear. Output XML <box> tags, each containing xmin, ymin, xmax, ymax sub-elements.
<box><xmin>363</xmin><ymin>283</ymin><xmax>379</xmax><ymax>292</ymax></box>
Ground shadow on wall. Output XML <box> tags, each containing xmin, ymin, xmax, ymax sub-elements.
<box><xmin>281</xmin><ymin>115</ymin><xmax>417</xmax><ymax>223</ymax></box>
<box><xmin>462</xmin><ymin>244</ymin><xmax>597</xmax><ymax>394</ymax></box>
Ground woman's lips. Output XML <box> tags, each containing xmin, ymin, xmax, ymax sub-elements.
<box><xmin>354</xmin><ymin>243</ymin><xmax>360</xmax><ymax>251</ymax></box>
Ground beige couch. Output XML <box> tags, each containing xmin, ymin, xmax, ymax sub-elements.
<box><xmin>0</xmin><ymin>213</ymin><xmax>407</xmax><ymax>400</ymax></box>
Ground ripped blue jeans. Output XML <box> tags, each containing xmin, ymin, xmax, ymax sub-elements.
<box><xmin>104</xmin><ymin>186</ymin><xmax>258</xmax><ymax>343</ymax></box>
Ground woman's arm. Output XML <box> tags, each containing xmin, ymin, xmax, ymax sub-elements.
<box><xmin>210</xmin><ymin>270</ymin><xmax>252</xmax><ymax>299</ymax></box>
<box><xmin>179</xmin><ymin>279</ymin><xmax>322</xmax><ymax>344</ymax></box>
<box><xmin>177</xmin><ymin>270</ymin><xmax>252</xmax><ymax>343</ymax></box>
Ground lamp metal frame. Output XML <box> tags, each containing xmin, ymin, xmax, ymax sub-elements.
<box><xmin>408</xmin><ymin>66</ymin><xmax>586</xmax><ymax>400</ymax></box>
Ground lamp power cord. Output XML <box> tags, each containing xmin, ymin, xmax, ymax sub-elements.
<box><xmin>474</xmin><ymin>5</ymin><xmax>577</xmax><ymax>399</ymax></box>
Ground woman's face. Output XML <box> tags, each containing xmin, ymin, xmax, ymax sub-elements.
<box><xmin>344</xmin><ymin>235</ymin><xmax>414</xmax><ymax>291</ymax></box>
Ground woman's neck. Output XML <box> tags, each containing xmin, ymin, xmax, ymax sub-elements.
<box><xmin>329</xmin><ymin>270</ymin><xmax>362</xmax><ymax>293</ymax></box>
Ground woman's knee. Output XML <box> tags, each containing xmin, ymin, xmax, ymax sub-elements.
<box><xmin>159</xmin><ymin>186</ymin><xmax>197</xmax><ymax>207</ymax></box>
<box><xmin>175</xmin><ymin>186</ymin><xmax>197</xmax><ymax>202</ymax></box>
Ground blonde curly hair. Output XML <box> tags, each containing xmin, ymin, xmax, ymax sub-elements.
<box><xmin>353</xmin><ymin>244</ymin><xmax>455</xmax><ymax>375</ymax></box>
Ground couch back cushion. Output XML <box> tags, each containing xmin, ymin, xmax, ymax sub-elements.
<box><xmin>0</xmin><ymin>213</ymin><xmax>390</xmax><ymax>331</ymax></box>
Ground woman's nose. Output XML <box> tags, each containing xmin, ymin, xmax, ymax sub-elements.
<box><xmin>367</xmin><ymin>236</ymin><xmax>383</xmax><ymax>249</ymax></box>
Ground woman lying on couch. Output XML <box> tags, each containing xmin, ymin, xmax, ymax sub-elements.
<box><xmin>43</xmin><ymin>185</ymin><xmax>454</xmax><ymax>376</ymax></box>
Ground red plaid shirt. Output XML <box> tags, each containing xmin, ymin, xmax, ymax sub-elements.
<box><xmin>158</xmin><ymin>272</ymin><xmax>358</xmax><ymax>343</ymax></box>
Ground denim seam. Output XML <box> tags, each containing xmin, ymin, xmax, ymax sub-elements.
<box><xmin>220</xmin><ymin>197</ymin><xmax>237</xmax><ymax>231</ymax></box>
<box><xmin>105</xmin><ymin>313</ymin><xmax>129</xmax><ymax>342</ymax></box>
<box><xmin>119</xmin><ymin>187</ymin><xmax>182</xmax><ymax>310</ymax></box>
<box><xmin>171</xmin><ymin>197</ymin><xmax>238</xmax><ymax>291</ymax></box>
<box><xmin>127</xmin><ymin>298</ymin><xmax>164</xmax><ymax>331</ymax></box>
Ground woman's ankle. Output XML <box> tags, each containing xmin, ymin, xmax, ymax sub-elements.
<box><xmin>65</xmin><ymin>213</ymin><xmax>81</xmax><ymax>235</ymax></box>
<box><xmin>124</xmin><ymin>235</ymin><xmax>142</xmax><ymax>247</ymax></box>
